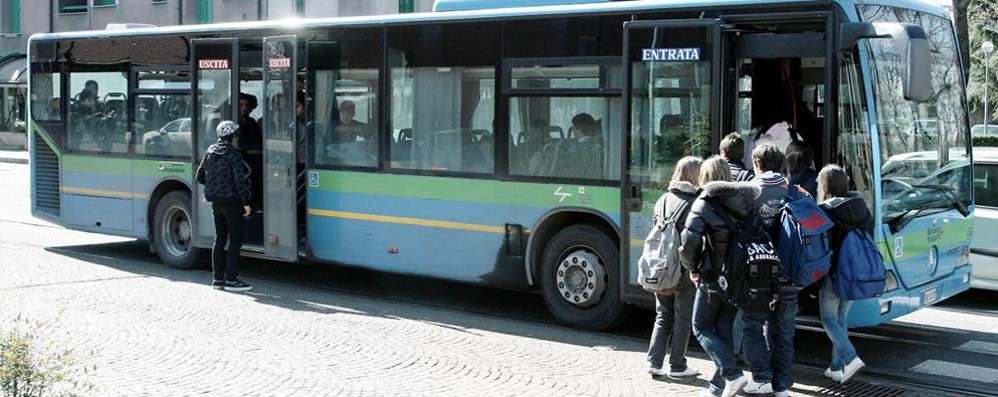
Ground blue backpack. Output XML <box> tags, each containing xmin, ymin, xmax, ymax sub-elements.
<box><xmin>835</xmin><ymin>229</ymin><xmax>886</xmax><ymax>300</ymax></box>
<box><xmin>777</xmin><ymin>187</ymin><xmax>834</xmax><ymax>287</ymax></box>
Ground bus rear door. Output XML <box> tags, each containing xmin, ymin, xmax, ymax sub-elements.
<box><xmin>260</xmin><ymin>35</ymin><xmax>299</xmax><ymax>261</ymax></box>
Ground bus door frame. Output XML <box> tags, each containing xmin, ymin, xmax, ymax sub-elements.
<box><xmin>620</xmin><ymin>19</ymin><xmax>725</xmax><ymax>305</ymax></box>
<box><xmin>260</xmin><ymin>35</ymin><xmax>299</xmax><ymax>262</ymax></box>
<box><xmin>190</xmin><ymin>38</ymin><xmax>240</xmax><ymax>248</ymax></box>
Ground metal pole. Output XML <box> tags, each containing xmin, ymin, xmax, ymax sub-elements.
<box><xmin>987</xmin><ymin>53</ymin><xmax>991</xmax><ymax>135</ymax></box>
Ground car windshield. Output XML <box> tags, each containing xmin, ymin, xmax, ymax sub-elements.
<box><xmin>860</xmin><ymin>5</ymin><xmax>973</xmax><ymax>225</ymax></box>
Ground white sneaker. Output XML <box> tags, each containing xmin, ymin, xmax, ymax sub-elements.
<box><xmin>841</xmin><ymin>357</ymin><xmax>866</xmax><ymax>384</ymax></box>
<box><xmin>742</xmin><ymin>379</ymin><xmax>774</xmax><ymax>394</ymax></box>
<box><xmin>773</xmin><ymin>391</ymin><xmax>790</xmax><ymax>397</ymax></box>
<box><xmin>647</xmin><ymin>366</ymin><xmax>667</xmax><ymax>376</ymax></box>
<box><xmin>722</xmin><ymin>375</ymin><xmax>748</xmax><ymax>397</ymax></box>
<box><xmin>824</xmin><ymin>367</ymin><xmax>844</xmax><ymax>382</ymax></box>
<box><xmin>669</xmin><ymin>366</ymin><xmax>701</xmax><ymax>377</ymax></box>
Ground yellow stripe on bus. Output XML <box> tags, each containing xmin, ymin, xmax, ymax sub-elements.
<box><xmin>630</xmin><ymin>239</ymin><xmax>644</xmax><ymax>247</ymax></box>
<box><xmin>308</xmin><ymin>208</ymin><xmax>507</xmax><ymax>234</ymax></box>
<box><xmin>61</xmin><ymin>186</ymin><xmax>150</xmax><ymax>200</ymax></box>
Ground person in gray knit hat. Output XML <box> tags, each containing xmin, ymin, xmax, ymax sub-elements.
<box><xmin>196</xmin><ymin>120</ymin><xmax>253</xmax><ymax>292</ymax></box>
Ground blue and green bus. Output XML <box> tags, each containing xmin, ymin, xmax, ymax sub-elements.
<box><xmin>28</xmin><ymin>0</ymin><xmax>973</xmax><ymax>330</ymax></box>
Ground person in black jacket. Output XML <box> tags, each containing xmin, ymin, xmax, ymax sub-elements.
<box><xmin>196</xmin><ymin>120</ymin><xmax>253</xmax><ymax>292</ymax></box>
<box><xmin>679</xmin><ymin>156</ymin><xmax>761</xmax><ymax>397</ymax></box>
<box><xmin>786</xmin><ymin>140</ymin><xmax>818</xmax><ymax>197</ymax></box>
<box><xmin>646</xmin><ymin>156</ymin><xmax>702</xmax><ymax>379</ymax></box>
<box><xmin>816</xmin><ymin>164</ymin><xmax>871</xmax><ymax>384</ymax></box>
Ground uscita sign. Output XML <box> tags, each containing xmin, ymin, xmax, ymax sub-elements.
<box><xmin>268</xmin><ymin>58</ymin><xmax>291</xmax><ymax>69</ymax></box>
<box><xmin>198</xmin><ymin>59</ymin><xmax>230</xmax><ymax>70</ymax></box>
<box><xmin>641</xmin><ymin>48</ymin><xmax>701</xmax><ymax>62</ymax></box>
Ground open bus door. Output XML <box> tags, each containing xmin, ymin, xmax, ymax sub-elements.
<box><xmin>621</xmin><ymin>20</ymin><xmax>722</xmax><ymax>304</ymax></box>
<box><xmin>191</xmin><ymin>39</ymin><xmax>240</xmax><ymax>248</ymax></box>
<box><xmin>260</xmin><ymin>35</ymin><xmax>299</xmax><ymax>261</ymax></box>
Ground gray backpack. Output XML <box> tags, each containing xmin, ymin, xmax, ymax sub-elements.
<box><xmin>637</xmin><ymin>195</ymin><xmax>691</xmax><ymax>295</ymax></box>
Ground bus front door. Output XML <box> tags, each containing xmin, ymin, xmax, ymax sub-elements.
<box><xmin>621</xmin><ymin>20</ymin><xmax>722</xmax><ymax>303</ymax></box>
<box><xmin>260</xmin><ymin>35</ymin><xmax>299</xmax><ymax>261</ymax></box>
<box><xmin>191</xmin><ymin>39</ymin><xmax>240</xmax><ymax>248</ymax></box>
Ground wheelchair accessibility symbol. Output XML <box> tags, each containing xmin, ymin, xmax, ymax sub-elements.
<box><xmin>309</xmin><ymin>171</ymin><xmax>319</xmax><ymax>187</ymax></box>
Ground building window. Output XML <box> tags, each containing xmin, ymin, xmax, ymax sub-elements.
<box><xmin>93</xmin><ymin>0</ymin><xmax>118</xmax><ymax>7</ymax></box>
<box><xmin>1</xmin><ymin>0</ymin><xmax>19</xmax><ymax>34</ymax></box>
<box><xmin>197</xmin><ymin>0</ymin><xmax>212</xmax><ymax>24</ymax></box>
<box><xmin>58</xmin><ymin>0</ymin><xmax>87</xmax><ymax>14</ymax></box>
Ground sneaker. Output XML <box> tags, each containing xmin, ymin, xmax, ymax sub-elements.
<box><xmin>669</xmin><ymin>366</ymin><xmax>701</xmax><ymax>378</ymax></box>
<box><xmin>841</xmin><ymin>357</ymin><xmax>865</xmax><ymax>384</ymax></box>
<box><xmin>223</xmin><ymin>279</ymin><xmax>253</xmax><ymax>292</ymax></box>
<box><xmin>774</xmin><ymin>391</ymin><xmax>790</xmax><ymax>397</ymax></box>
<box><xmin>721</xmin><ymin>375</ymin><xmax>748</xmax><ymax>397</ymax></box>
<box><xmin>211</xmin><ymin>279</ymin><xmax>225</xmax><ymax>290</ymax></box>
<box><xmin>647</xmin><ymin>366</ymin><xmax>667</xmax><ymax>376</ymax></box>
<box><xmin>743</xmin><ymin>380</ymin><xmax>774</xmax><ymax>394</ymax></box>
<box><xmin>824</xmin><ymin>367</ymin><xmax>844</xmax><ymax>382</ymax></box>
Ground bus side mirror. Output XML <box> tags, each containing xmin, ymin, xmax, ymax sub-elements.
<box><xmin>839</xmin><ymin>22</ymin><xmax>931</xmax><ymax>102</ymax></box>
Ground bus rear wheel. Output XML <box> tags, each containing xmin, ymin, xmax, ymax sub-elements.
<box><xmin>153</xmin><ymin>191</ymin><xmax>204</xmax><ymax>269</ymax></box>
<box><xmin>540</xmin><ymin>224</ymin><xmax>629</xmax><ymax>330</ymax></box>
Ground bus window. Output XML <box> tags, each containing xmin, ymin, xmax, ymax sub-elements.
<box><xmin>133</xmin><ymin>94</ymin><xmax>191</xmax><ymax>158</ymax></box>
<box><xmin>308</xmin><ymin>28</ymin><xmax>381</xmax><ymax>168</ymax></box>
<box><xmin>387</xmin><ymin>23</ymin><xmax>499</xmax><ymax>174</ymax></box>
<box><xmin>31</xmin><ymin>72</ymin><xmax>61</xmax><ymax>123</ymax></box>
<box><xmin>67</xmin><ymin>71</ymin><xmax>129</xmax><ymax>154</ymax></box>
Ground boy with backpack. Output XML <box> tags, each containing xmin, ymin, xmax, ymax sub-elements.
<box><xmin>816</xmin><ymin>165</ymin><xmax>882</xmax><ymax>384</ymax></box>
<box><xmin>742</xmin><ymin>144</ymin><xmax>822</xmax><ymax>397</ymax></box>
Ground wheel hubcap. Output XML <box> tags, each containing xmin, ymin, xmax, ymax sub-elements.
<box><xmin>161</xmin><ymin>205</ymin><xmax>192</xmax><ymax>258</ymax></box>
<box><xmin>556</xmin><ymin>248</ymin><xmax>607</xmax><ymax>308</ymax></box>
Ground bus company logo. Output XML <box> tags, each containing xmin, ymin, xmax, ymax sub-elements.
<box><xmin>268</xmin><ymin>58</ymin><xmax>291</xmax><ymax>69</ymax></box>
<box><xmin>641</xmin><ymin>47</ymin><xmax>701</xmax><ymax>62</ymax></box>
<box><xmin>927</xmin><ymin>245</ymin><xmax>939</xmax><ymax>275</ymax></box>
<box><xmin>198</xmin><ymin>59</ymin><xmax>229</xmax><ymax>70</ymax></box>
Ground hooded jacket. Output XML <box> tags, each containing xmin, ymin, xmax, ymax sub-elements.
<box><xmin>820</xmin><ymin>195</ymin><xmax>874</xmax><ymax>270</ymax></box>
<box><xmin>654</xmin><ymin>181</ymin><xmax>700</xmax><ymax>231</ymax></box>
<box><xmin>196</xmin><ymin>142</ymin><xmax>252</xmax><ymax>205</ymax></box>
<box><xmin>679</xmin><ymin>181</ymin><xmax>761</xmax><ymax>281</ymax></box>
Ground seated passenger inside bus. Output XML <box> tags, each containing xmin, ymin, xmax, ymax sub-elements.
<box><xmin>325</xmin><ymin>99</ymin><xmax>376</xmax><ymax>166</ymax></box>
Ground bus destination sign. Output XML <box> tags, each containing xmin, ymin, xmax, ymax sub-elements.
<box><xmin>198</xmin><ymin>59</ymin><xmax>230</xmax><ymax>70</ymax></box>
<box><xmin>641</xmin><ymin>48</ymin><xmax>701</xmax><ymax>62</ymax></box>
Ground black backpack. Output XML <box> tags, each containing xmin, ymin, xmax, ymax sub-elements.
<box><xmin>708</xmin><ymin>199</ymin><xmax>780</xmax><ymax>318</ymax></box>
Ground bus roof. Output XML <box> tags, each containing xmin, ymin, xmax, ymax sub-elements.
<box><xmin>27</xmin><ymin>0</ymin><xmax>948</xmax><ymax>43</ymax></box>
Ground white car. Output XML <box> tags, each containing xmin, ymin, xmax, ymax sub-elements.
<box><xmin>141</xmin><ymin>117</ymin><xmax>191</xmax><ymax>157</ymax></box>
<box><xmin>972</xmin><ymin>147</ymin><xmax>998</xmax><ymax>291</ymax></box>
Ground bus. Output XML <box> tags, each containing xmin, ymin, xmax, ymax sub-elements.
<box><xmin>28</xmin><ymin>0</ymin><xmax>973</xmax><ymax>330</ymax></box>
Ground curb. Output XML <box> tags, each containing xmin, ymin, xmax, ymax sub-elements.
<box><xmin>0</xmin><ymin>156</ymin><xmax>28</xmax><ymax>165</ymax></box>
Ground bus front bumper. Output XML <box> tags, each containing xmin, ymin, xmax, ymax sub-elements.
<box><xmin>847</xmin><ymin>265</ymin><xmax>972</xmax><ymax>328</ymax></box>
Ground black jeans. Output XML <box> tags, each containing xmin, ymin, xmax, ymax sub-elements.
<box><xmin>211</xmin><ymin>203</ymin><xmax>244</xmax><ymax>282</ymax></box>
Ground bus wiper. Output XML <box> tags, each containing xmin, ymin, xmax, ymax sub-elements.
<box><xmin>910</xmin><ymin>184</ymin><xmax>971</xmax><ymax>217</ymax></box>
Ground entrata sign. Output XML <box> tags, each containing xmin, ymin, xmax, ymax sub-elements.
<box><xmin>198</xmin><ymin>59</ymin><xmax>230</xmax><ymax>70</ymax></box>
<box><xmin>268</xmin><ymin>57</ymin><xmax>291</xmax><ymax>69</ymax></box>
<box><xmin>641</xmin><ymin>48</ymin><xmax>701</xmax><ymax>62</ymax></box>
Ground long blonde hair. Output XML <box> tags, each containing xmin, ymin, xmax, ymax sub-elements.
<box><xmin>699</xmin><ymin>155</ymin><xmax>733</xmax><ymax>186</ymax></box>
<box><xmin>671</xmin><ymin>156</ymin><xmax>703</xmax><ymax>186</ymax></box>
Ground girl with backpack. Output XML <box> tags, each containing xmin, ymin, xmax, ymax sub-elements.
<box><xmin>816</xmin><ymin>164</ymin><xmax>872</xmax><ymax>384</ymax></box>
<box><xmin>646</xmin><ymin>156</ymin><xmax>703</xmax><ymax>379</ymax></box>
<box><xmin>679</xmin><ymin>156</ymin><xmax>762</xmax><ymax>397</ymax></box>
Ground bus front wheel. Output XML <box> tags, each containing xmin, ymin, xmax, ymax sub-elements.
<box><xmin>153</xmin><ymin>191</ymin><xmax>204</xmax><ymax>269</ymax></box>
<box><xmin>540</xmin><ymin>224</ymin><xmax>629</xmax><ymax>330</ymax></box>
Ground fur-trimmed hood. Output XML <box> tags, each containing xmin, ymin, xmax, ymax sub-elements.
<box><xmin>668</xmin><ymin>181</ymin><xmax>700</xmax><ymax>196</ymax></box>
<box><xmin>699</xmin><ymin>181</ymin><xmax>761</xmax><ymax>218</ymax></box>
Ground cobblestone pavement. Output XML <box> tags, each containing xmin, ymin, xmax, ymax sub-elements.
<box><xmin>1</xmin><ymin>232</ymin><xmax>729</xmax><ymax>397</ymax></box>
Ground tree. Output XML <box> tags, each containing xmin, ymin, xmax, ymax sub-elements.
<box><xmin>965</xmin><ymin>0</ymin><xmax>998</xmax><ymax>124</ymax></box>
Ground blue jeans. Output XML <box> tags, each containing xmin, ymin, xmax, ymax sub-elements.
<box><xmin>819</xmin><ymin>278</ymin><xmax>857</xmax><ymax>371</ymax></box>
<box><xmin>692</xmin><ymin>282</ymin><xmax>742</xmax><ymax>395</ymax></box>
<box><xmin>742</xmin><ymin>288</ymin><xmax>798</xmax><ymax>393</ymax></box>
<box><xmin>647</xmin><ymin>275</ymin><xmax>695</xmax><ymax>372</ymax></box>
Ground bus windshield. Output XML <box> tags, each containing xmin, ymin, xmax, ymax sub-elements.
<box><xmin>860</xmin><ymin>5</ymin><xmax>972</xmax><ymax>228</ymax></box>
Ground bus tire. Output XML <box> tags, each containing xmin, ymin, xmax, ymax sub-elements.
<box><xmin>540</xmin><ymin>224</ymin><xmax>629</xmax><ymax>330</ymax></box>
<box><xmin>153</xmin><ymin>191</ymin><xmax>204</xmax><ymax>269</ymax></box>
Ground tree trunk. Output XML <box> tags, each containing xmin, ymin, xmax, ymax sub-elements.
<box><xmin>954</xmin><ymin>0</ymin><xmax>971</xmax><ymax>77</ymax></box>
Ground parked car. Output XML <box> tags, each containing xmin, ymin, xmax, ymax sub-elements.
<box><xmin>142</xmin><ymin>117</ymin><xmax>191</xmax><ymax>157</ymax></box>
<box><xmin>972</xmin><ymin>147</ymin><xmax>998</xmax><ymax>291</ymax></box>
<box><xmin>971</xmin><ymin>124</ymin><xmax>998</xmax><ymax>136</ymax></box>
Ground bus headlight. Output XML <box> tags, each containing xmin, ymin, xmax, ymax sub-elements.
<box><xmin>884</xmin><ymin>269</ymin><xmax>899</xmax><ymax>293</ymax></box>
<box><xmin>957</xmin><ymin>246</ymin><xmax>970</xmax><ymax>267</ymax></box>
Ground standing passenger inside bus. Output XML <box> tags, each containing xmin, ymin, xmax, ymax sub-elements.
<box><xmin>196</xmin><ymin>120</ymin><xmax>253</xmax><ymax>293</ymax></box>
<box><xmin>237</xmin><ymin>93</ymin><xmax>263</xmax><ymax>209</ymax></box>
<box><xmin>816</xmin><ymin>164</ymin><xmax>869</xmax><ymax>384</ymax></box>
<box><xmin>646</xmin><ymin>156</ymin><xmax>702</xmax><ymax>380</ymax></box>
<box><xmin>720</xmin><ymin>132</ymin><xmax>754</xmax><ymax>182</ymax></box>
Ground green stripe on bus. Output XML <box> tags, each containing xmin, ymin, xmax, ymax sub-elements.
<box><xmin>310</xmin><ymin>170</ymin><xmax>621</xmax><ymax>213</ymax></box>
<box><xmin>882</xmin><ymin>217</ymin><xmax>974</xmax><ymax>261</ymax></box>
<box><xmin>61</xmin><ymin>156</ymin><xmax>191</xmax><ymax>177</ymax></box>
